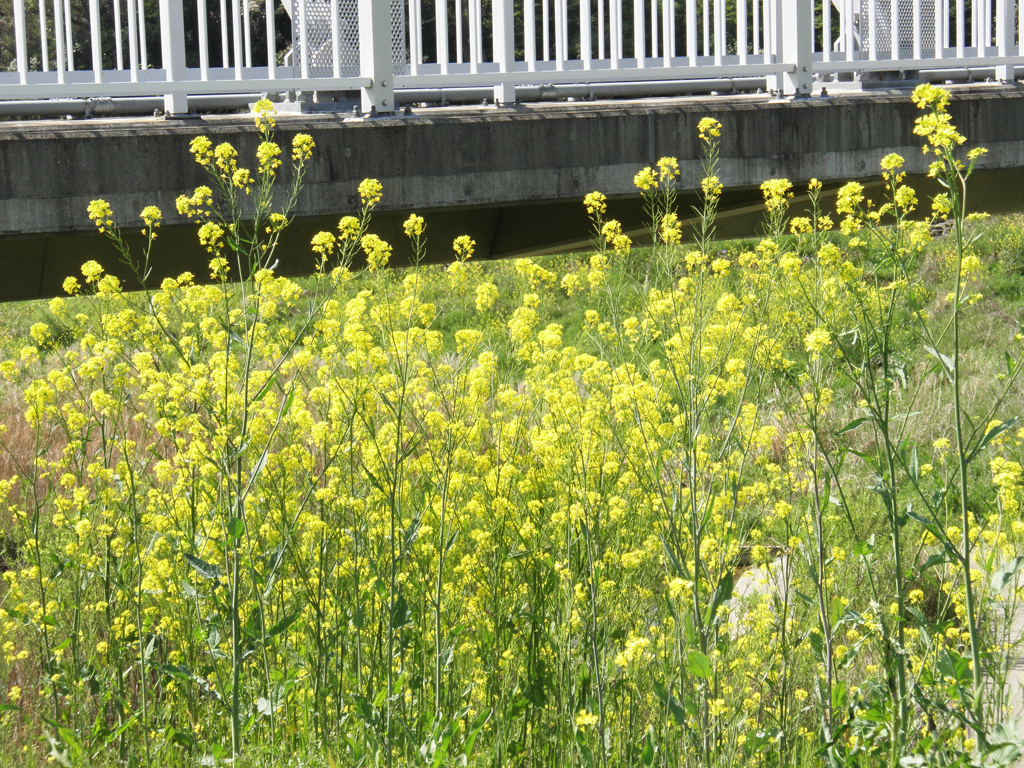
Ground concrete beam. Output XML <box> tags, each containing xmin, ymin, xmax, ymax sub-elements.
<box><xmin>4</xmin><ymin>84</ymin><xmax>1024</xmax><ymax>301</ymax></box>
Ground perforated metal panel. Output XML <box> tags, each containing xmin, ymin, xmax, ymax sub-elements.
<box><xmin>291</xmin><ymin>0</ymin><xmax>408</xmax><ymax>78</ymax></box>
<box><xmin>860</xmin><ymin>0</ymin><xmax>938</xmax><ymax>58</ymax></box>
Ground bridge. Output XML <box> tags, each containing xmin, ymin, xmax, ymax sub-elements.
<box><xmin>4</xmin><ymin>0</ymin><xmax>1024</xmax><ymax>299</ymax></box>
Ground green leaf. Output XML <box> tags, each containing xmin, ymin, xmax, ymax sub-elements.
<box><xmin>924</xmin><ymin>345</ymin><xmax>954</xmax><ymax>381</ymax></box>
<box><xmin>686</xmin><ymin>651</ymin><xmax>712</xmax><ymax>680</ymax></box>
<box><xmin>184</xmin><ymin>553</ymin><xmax>219</xmax><ymax>580</ymax></box>
<box><xmin>390</xmin><ymin>594</ymin><xmax>410</xmax><ymax>630</ymax></box>
<box><xmin>836</xmin><ymin>417</ymin><xmax>870</xmax><ymax>436</ymax></box>
<box><xmin>641</xmin><ymin>732</ymin><xmax>655</xmax><ymax>767</ymax></box>
<box><xmin>39</xmin><ymin>615</ymin><xmax>57</xmax><ymax>627</ymax></box>
<box><xmin>227</xmin><ymin>517</ymin><xmax>245</xmax><ymax>540</ymax></box>
<box><xmin>653</xmin><ymin>682</ymin><xmax>686</xmax><ymax>725</ymax></box>
<box><xmin>267</xmin><ymin>611</ymin><xmax>302</xmax><ymax>638</ymax></box>
<box><xmin>992</xmin><ymin>557</ymin><xmax>1024</xmax><ymax>592</ymax></box>
<box><xmin>853</xmin><ymin>535</ymin><xmax>875</xmax><ymax>557</ymax></box>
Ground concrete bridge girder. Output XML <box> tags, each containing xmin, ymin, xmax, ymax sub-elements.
<box><xmin>4</xmin><ymin>84</ymin><xmax>1024</xmax><ymax>301</ymax></box>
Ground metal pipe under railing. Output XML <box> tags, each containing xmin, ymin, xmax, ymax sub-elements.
<box><xmin>396</xmin><ymin>77</ymin><xmax>768</xmax><ymax>105</ymax></box>
<box><xmin>0</xmin><ymin>93</ymin><xmax>271</xmax><ymax>118</ymax></box>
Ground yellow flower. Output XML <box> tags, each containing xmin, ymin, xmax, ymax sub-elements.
<box><xmin>583</xmin><ymin>191</ymin><xmax>607</xmax><ymax>215</ymax></box>
<box><xmin>453</xmin><ymin>235</ymin><xmax>476</xmax><ymax>260</ymax></box>
<box><xmin>836</xmin><ymin>181</ymin><xmax>865</xmax><ymax>215</ymax></box>
<box><xmin>140</xmin><ymin>205</ymin><xmax>162</xmax><ymax>228</ymax></box>
<box><xmin>253</xmin><ymin>97</ymin><xmax>276</xmax><ymax>131</ymax></box>
<box><xmin>338</xmin><ymin>216</ymin><xmax>361</xmax><ymax>241</ymax></box>
<box><xmin>358</xmin><ymin>178</ymin><xmax>383</xmax><ymax>206</ymax></box>
<box><xmin>198</xmin><ymin>222</ymin><xmax>225</xmax><ymax>253</ymax></box>
<box><xmin>802</xmin><ymin>325</ymin><xmax>827</xmax><ymax>360</ymax></box>
<box><xmin>87</xmin><ymin>199</ymin><xmax>114</xmax><ymax>232</ymax></box>
<box><xmin>257</xmin><ymin>141</ymin><xmax>282</xmax><ymax>174</ymax></box>
<box><xmin>633</xmin><ymin>167</ymin><xmax>658</xmax><ymax>191</ymax></box>
<box><xmin>81</xmin><ymin>260</ymin><xmax>105</xmax><ymax>284</ymax></box>
<box><xmin>361</xmin><ymin>234</ymin><xmax>392</xmax><ymax>271</ymax></box>
<box><xmin>63</xmin><ymin>276</ymin><xmax>81</xmax><ymax>295</ymax></box>
<box><xmin>189</xmin><ymin>135</ymin><xmax>213</xmax><ymax>166</ymax></box>
<box><xmin>475</xmin><ymin>282</ymin><xmax>499</xmax><ymax>312</ymax></box>
<box><xmin>209</xmin><ymin>256</ymin><xmax>229</xmax><ymax>279</ymax></box>
<box><xmin>291</xmin><ymin>133</ymin><xmax>316</xmax><ymax>163</ymax></box>
<box><xmin>697</xmin><ymin>116</ymin><xmax>722</xmax><ymax>141</ymax></box>
<box><xmin>660</xmin><ymin>212</ymin><xmax>682</xmax><ymax>244</ymax></box>
<box><xmin>657</xmin><ymin>156</ymin><xmax>680</xmax><ymax>181</ymax></box>
<box><xmin>311</xmin><ymin>231</ymin><xmax>337</xmax><ymax>257</ymax></box>
<box><xmin>403</xmin><ymin>214</ymin><xmax>425</xmax><ymax>239</ymax></box>
<box><xmin>701</xmin><ymin>175</ymin><xmax>723</xmax><ymax>198</ymax></box>
<box><xmin>761</xmin><ymin>178</ymin><xmax>793</xmax><ymax>211</ymax></box>
<box><xmin>214</xmin><ymin>142</ymin><xmax>238</xmax><ymax>175</ymax></box>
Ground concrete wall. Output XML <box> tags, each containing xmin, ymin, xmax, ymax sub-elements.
<box><xmin>4</xmin><ymin>83</ymin><xmax>1024</xmax><ymax>300</ymax></box>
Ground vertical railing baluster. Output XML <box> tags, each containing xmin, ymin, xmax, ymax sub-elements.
<box><xmin>456</xmin><ymin>0</ymin><xmax>464</xmax><ymax>64</ymax></box>
<box><xmin>126</xmin><ymin>0</ymin><xmax>138</xmax><ymax>79</ymax></box>
<box><xmin>194</xmin><ymin>0</ymin><xmax>206</xmax><ymax>77</ymax></box>
<box><xmin>891</xmin><ymin>0</ymin><xmax>899</xmax><ymax>58</ymax></box>
<box><xmin>609</xmin><ymin>0</ymin><xmax>617</xmax><ymax>66</ymax></box>
<box><xmin>220</xmin><ymin>0</ymin><xmax>229</xmax><ymax>66</ymax></box>
<box><xmin>985</xmin><ymin>0</ymin><xmax>993</xmax><ymax>49</ymax></box>
<box><xmin>332</xmin><ymin>0</ymin><xmax>341</xmax><ymax>75</ymax></box>
<box><xmin>635</xmin><ymin>0</ymin><xmax>645</xmax><ymax>64</ymax></box>
<box><xmin>53</xmin><ymin>0</ymin><xmax>66</xmax><ymax>82</ymax></box>
<box><xmin>408</xmin><ymin>0</ymin><xmax>420</xmax><ymax>75</ymax></box>
<box><xmin>934</xmin><ymin>0</ymin><xmax>943</xmax><ymax>56</ymax></box>
<box><xmin>738</xmin><ymin>0</ymin><xmax>747</xmax><ymax>62</ymax></box>
<box><xmin>686</xmin><ymin>0</ymin><xmax>697</xmax><ymax>62</ymax></box>
<box><xmin>469</xmin><ymin>0</ymin><xmax>479</xmax><ymax>72</ymax></box>
<box><xmin>264</xmin><ymin>0</ymin><xmax>274</xmax><ymax>77</ymax></box>
<box><xmin>526</xmin><ymin>0</ymin><xmax>537</xmax><ymax>68</ymax></box>
<box><xmin>713</xmin><ymin>0</ymin><xmax>722</xmax><ymax>63</ymax></box>
<box><xmin>555</xmin><ymin>0</ymin><xmax>565</xmax><ymax>68</ymax></box>
<box><xmin>437</xmin><ymin>0</ymin><xmax>450</xmax><ymax>73</ymax></box>
<box><xmin>598</xmin><ymin>0</ymin><xmax>604</xmax><ymax>59</ymax></box>
<box><xmin>581</xmin><ymin>0</ymin><xmax>592</xmax><ymax>67</ymax></box>
<box><xmin>669</xmin><ymin>0</ymin><xmax>675</xmax><ymax>55</ymax></box>
<box><xmin>662</xmin><ymin>0</ymin><xmax>671</xmax><ymax>62</ymax></box>
<box><xmin>90</xmin><ymin>0</ymin><xmax>102</xmax><ymax>80</ymax></box>
<box><xmin>943</xmin><ymin>0</ymin><xmax>950</xmax><ymax>49</ymax></box>
<box><xmin>956</xmin><ymin>0</ymin><xmax>964</xmax><ymax>56</ymax></box>
<box><xmin>299</xmin><ymin>0</ymin><xmax>308</xmax><ymax>78</ymax></box>
<box><xmin>232</xmin><ymin>0</ymin><xmax>243</xmax><ymax>78</ymax></box>
<box><xmin>138</xmin><ymin>0</ymin><xmax>149</xmax><ymax>68</ymax></box>
<box><xmin>702</xmin><ymin>0</ymin><xmax>710</xmax><ymax>55</ymax></box>
<box><xmin>14</xmin><ymin>0</ymin><xmax>28</xmax><ymax>84</ymax></box>
<box><xmin>868</xmin><ymin>0</ymin><xmax>876</xmax><ymax>58</ymax></box>
<box><xmin>543</xmin><ymin>0</ymin><xmax>550</xmax><ymax>60</ymax></box>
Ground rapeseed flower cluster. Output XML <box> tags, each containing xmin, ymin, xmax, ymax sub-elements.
<box><xmin>1</xmin><ymin>89</ymin><xmax>1023</xmax><ymax>768</ymax></box>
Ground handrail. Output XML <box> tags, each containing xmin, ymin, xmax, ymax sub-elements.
<box><xmin>1</xmin><ymin>0</ymin><xmax>1022</xmax><ymax>114</ymax></box>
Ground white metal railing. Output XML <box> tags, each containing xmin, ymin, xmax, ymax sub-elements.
<box><xmin>1</xmin><ymin>0</ymin><xmax>1022</xmax><ymax>113</ymax></box>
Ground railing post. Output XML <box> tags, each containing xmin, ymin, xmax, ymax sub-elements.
<box><xmin>14</xmin><ymin>0</ymin><xmax>28</xmax><ymax>84</ymax></box>
<box><xmin>360</xmin><ymin>0</ymin><xmax>396</xmax><ymax>114</ymax></box>
<box><xmin>996</xmin><ymin>0</ymin><xmax>1013</xmax><ymax>81</ymax></box>
<box><xmin>493</xmin><ymin>0</ymin><xmax>515</xmax><ymax>103</ymax></box>
<box><xmin>778</xmin><ymin>0</ymin><xmax>813</xmax><ymax>96</ymax></box>
<box><xmin>159</xmin><ymin>0</ymin><xmax>189</xmax><ymax>114</ymax></box>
